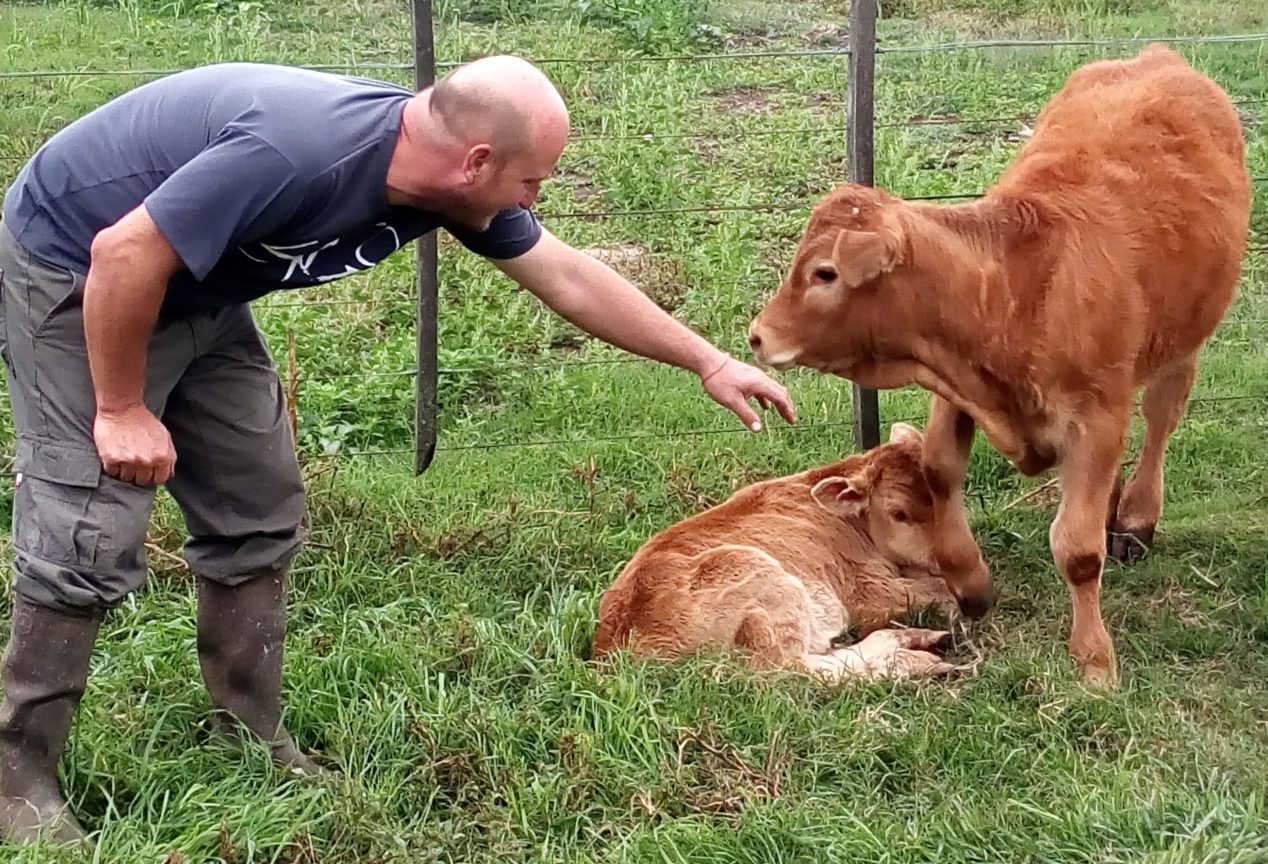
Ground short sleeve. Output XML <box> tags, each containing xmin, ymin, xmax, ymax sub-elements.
<box><xmin>442</xmin><ymin>206</ymin><xmax>542</xmax><ymax>260</ymax></box>
<box><xmin>144</xmin><ymin>127</ymin><xmax>305</xmax><ymax>280</ymax></box>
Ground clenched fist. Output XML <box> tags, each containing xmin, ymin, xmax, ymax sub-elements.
<box><xmin>93</xmin><ymin>404</ymin><xmax>176</xmax><ymax>486</ymax></box>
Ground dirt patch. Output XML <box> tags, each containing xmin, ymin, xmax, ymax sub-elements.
<box><xmin>553</xmin><ymin>161</ymin><xmax>602</xmax><ymax>204</ymax></box>
<box><xmin>663</xmin><ymin>465</ymin><xmax>723</xmax><ymax>512</ymax></box>
<box><xmin>915</xmin><ymin>123</ymin><xmax>1033</xmax><ymax>170</ymax></box>
<box><xmin>999</xmin><ymin>474</ymin><xmax>1061</xmax><ymax>512</ymax></box>
<box><xmin>669</xmin><ymin>725</ymin><xmax>786</xmax><ymax>817</ymax></box>
<box><xmin>800</xmin><ymin>22</ymin><xmax>849</xmax><ymax>48</ymax></box>
<box><xmin>1024</xmin><ymin>478</ymin><xmax>1062</xmax><ymax>510</ymax></box>
<box><xmin>804</xmin><ymin>91</ymin><xmax>843</xmax><ymax>115</ymax></box>
<box><xmin>723</xmin><ymin>32</ymin><xmax>778</xmax><ymax>50</ymax></box>
<box><xmin>920</xmin><ymin>8</ymin><xmax>1066</xmax><ymax>38</ymax></box>
<box><xmin>582</xmin><ymin>242</ymin><xmax>687</xmax><ymax>313</ymax></box>
<box><xmin>648</xmin><ymin>722</ymin><xmax>790</xmax><ymax>819</ymax></box>
<box><xmin>714</xmin><ymin>0</ymin><xmax>826</xmax><ymax>47</ymax></box>
<box><xmin>567</xmin><ymin>181</ymin><xmax>602</xmax><ymax>202</ymax></box>
<box><xmin>708</xmin><ymin>84</ymin><xmax>782</xmax><ymax>116</ymax></box>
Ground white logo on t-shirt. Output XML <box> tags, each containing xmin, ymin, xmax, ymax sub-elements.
<box><xmin>237</xmin><ymin>221</ymin><xmax>406</xmax><ymax>285</ymax></box>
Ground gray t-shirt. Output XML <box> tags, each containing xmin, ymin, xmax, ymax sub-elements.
<box><xmin>1</xmin><ymin>62</ymin><xmax>542</xmax><ymax>316</ymax></box>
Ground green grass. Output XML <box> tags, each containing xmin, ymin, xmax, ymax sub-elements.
<box><xmin>1</xmin><ymin>0</ymin><xmax>1267</xmax><ymax>860</ymax></box>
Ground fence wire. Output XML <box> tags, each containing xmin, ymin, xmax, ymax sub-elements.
<box><xmin>296</xmin><ymin>392</ymin><xmax>1268</xmax><ymax>464</ymax></box>
<box><xmin>0</xmin><ymin>98</ymin><xmax>1263</xmax><ymax>159</ymax></box>
<box><xmin>3</xmin><ymin>30</ymin><xmax>1267</xmax><ymax>81</ymax></box>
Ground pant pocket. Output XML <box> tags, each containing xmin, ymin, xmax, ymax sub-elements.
<box><xmin>13</xmin><ymin>437</ymin><xmax>104</xmax><ymax>569</ymax></box>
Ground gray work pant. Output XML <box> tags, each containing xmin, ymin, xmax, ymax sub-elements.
<box><xmin>0</xmin><ymin>220</ymin><xmax>306</xmax><ymax>615</ymax></box>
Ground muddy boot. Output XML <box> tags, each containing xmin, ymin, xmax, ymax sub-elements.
<box><xmin>0</xmin><ymin>596</ymin><xmax>101</xmax><ymax>848</ymax></box>
<box><xmin>196</xmin><ymin>569</ymin><xmax>322</xmax><ymax>776</ymax></box>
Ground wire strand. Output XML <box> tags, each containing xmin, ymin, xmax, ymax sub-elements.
<box><xmin>289</xmin><ymin>393</ymin><xmax>1266</xmax><ymax>460</ymax></box>
<box><xmin>4</xmin><ymin>31</ymin><xmax>1267</xmax><ymax>81</ymax></box>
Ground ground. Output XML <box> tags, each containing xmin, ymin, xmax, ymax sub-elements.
<box><xmin>0</xmin><ymin>0</ymin><xmax>1266</xmax><ymax>861</ymax></box>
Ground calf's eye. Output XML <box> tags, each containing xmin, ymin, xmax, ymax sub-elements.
<box><xmin>890</xmin><ymin>510</ymin><xmax>909</xmax><ymax>523</ymax></box>
<box><xmin>812</xmin><ymin>266</ymin><xmax>838</xmax><ymax>283</ymax></box>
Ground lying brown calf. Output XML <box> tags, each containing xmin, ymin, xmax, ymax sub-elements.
<box><xmin>592</xmin><ymin>423</ymin><xmax>964</xmax><ymax>682</ymax></box>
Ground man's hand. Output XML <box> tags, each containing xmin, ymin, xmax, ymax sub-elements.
<box><xmin>700</xmin><ymin>355</ymin><xmax>797</xmax><ymax>432</ymax></box>
<box><xmin>93</xmin><ymin>404</ymin><xmax>176</xmax><ymax>486</ymax></box>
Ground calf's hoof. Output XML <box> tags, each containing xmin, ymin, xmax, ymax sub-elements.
<box><xmin>1078</xmin><ymin>660</ymin><xmax>1119</xmax><ymax>691</ymax></box>
<box><xmin>833</xmin><ymin>628</ymin><xmax>957</xmax><ymax>681</ymax></box>
<box><xmin>1107</xmin><ymin>524</ymin><xmax>1155</xmax><ymax>564</ymax></box>
<box><xmin>1073</xmin><ymin>642</ymin><xmax>1119</xmax><ymax>690</ymax></box>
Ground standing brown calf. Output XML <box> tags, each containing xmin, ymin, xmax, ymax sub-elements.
<box><xmin>593</xmin><ymin>423</ymin><xmax>963</xmax><ymax>682</ymax></box>
<box><xmin>746</xmin><ymin>43</ymin><xmax>1252</xmax><ymax>686</ymax></box>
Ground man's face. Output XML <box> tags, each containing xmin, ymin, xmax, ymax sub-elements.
<box><xmin>452</xmin><ymin>145</ymin><xmax>560</xmax><ymax>231</ymax></box>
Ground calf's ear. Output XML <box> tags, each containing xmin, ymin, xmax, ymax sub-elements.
<box><xmin>830</xmin><ymin>211</ymin><xmax>902</xmax><ymax>288</ymax></box>
<box><xmin>811</xmin><ymin>473</ymin><xmax>872</xmax><ymax>519</ymax></box>
<box><xmin>888</xmin><ymin>422</ymin><xmax>924</xmax><ymax>448</ymax></box>
<box><xmin>832</xmin><ymin>229</ymin><xmax>891</xmax><ymax>287</ymax></box>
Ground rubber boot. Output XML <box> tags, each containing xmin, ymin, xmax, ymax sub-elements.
<box><xmin>196</xmin><ymin>569</ymin><xmax>322</xmax><ymax>775</ymax></box>
<box><xmin>0</xmin><ymin>595</ymin><xmax>100</xmax><ymax>847</ymax></box>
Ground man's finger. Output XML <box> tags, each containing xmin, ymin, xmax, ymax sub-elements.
<box><xmin>772</xmin><ymin>389</ymin><xmax>797</xmax><ymax>424</ymax></box>
<box><xmin>729</xmin><ymin>397</ymin><xmax>763</xmax><ymax>432</ymax></box>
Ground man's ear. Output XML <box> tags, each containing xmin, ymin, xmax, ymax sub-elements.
<box><xmin>464</xmin><ymin>144</ymin><xmax>493</xmax><ymax>182</ymax></box>
<box><xmin>811</xmin><ymin>473</ymin><xmax>871</xmax><ymax>519</ymax></box>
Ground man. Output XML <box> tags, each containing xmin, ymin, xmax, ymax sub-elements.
<box><xmin>0</xmin><ymin>54</ymin><xmax>797</xmax><ymax>846</ymax></box>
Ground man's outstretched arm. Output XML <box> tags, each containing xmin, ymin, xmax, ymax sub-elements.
<box><xmin>493</xmin><ymin>227</ymin><xmax>797</xmax><ymax>431</ymax></box>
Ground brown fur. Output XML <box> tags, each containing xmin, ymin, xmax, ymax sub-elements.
<box><xmin>593</xmin><ymin>424</ymin><xmax>963</xmax><ymax>683</ymax></box>
<box><xmin>747</xmin><ymin>44</ymin><xmax>1252</xmax><ymax>686</ymax></box>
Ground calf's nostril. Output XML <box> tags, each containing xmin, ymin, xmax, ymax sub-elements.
<box><xmin>748</xmin><ymin>332</ymin><xmax>762</xmax><ymax>351</ymax></box>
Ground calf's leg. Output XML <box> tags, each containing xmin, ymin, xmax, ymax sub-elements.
<box><xmin>829</xmin><ymin>629</ymin><xmax>955</xmax><ymax>681</ymax></box>
<box><xmin>849</xmin><ymin>569</ymin><xmax>957</xmax><ymax>637</ymax></box>
<box><xmin>1110</xmin><ymin>354</ymin><xmax>1198</xmax><ymax>562</ymax></box>
<box><xmin>710</xmin><ymin>550</ymin><xmax>951</xmax><ymax>683</ymax></box>
<box><xmin>1105</xmin><ymin>470</ymin><xmax>1123</xmax><ymax>536</ymax></box>
<box><xmin>923</xmin><ymin>396</ymin><xmax>994</xmax><ymax>617</ymax></box>
<box><xmin>695</xmin><ymin>547</ymin><xmax>820</xmax><ymax>670</ymax></box>
<box><xmin>1051</xmin><ymin>414</ymin><xmax>1129</xmax><ymax>687</ymax></box>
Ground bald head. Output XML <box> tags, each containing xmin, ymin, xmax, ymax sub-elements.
<box><xmin>428</xmin><ymin>54</ymin><xmax>570</xmax><ymax>160</ymax></box>
<box><xmin>388</xmin><ymin>54</ymin><xmax>567</xmax><ymax>222</ymax></box>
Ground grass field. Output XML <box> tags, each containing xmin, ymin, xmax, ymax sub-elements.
<box><xmin>1</xmin><ymin>0</ymin><xmax>1268</xmax><ymax>861</ymax></box>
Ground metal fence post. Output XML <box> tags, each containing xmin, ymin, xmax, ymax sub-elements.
<box><xmin>847</xmin><ymin>0</ymin><xmax>881</xmax><ymax>451</ymax></box>
<box><xmin>413</xmin><ymin>0</ymin><xmax>439</xmax><ymax>475</ymax></box>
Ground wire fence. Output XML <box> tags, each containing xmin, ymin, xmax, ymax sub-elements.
<box><xmin>1</xmin><ymin>1</ymin><xmax>1265</xmax><ymax>483</ymax></box>
<box><xmin>4</xmin><ymin>30</ymin><xmax>1268</xmax><ymax>81</ymax></box>
<box><xmin>281</xmin><ymin>392</ymin><xmax>1268</xmax><ymax>463</ymax></box>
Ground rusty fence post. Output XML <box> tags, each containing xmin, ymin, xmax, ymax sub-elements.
<box><xmin>847</xmin><ymin>0</ymin><xmax>881</xmax><ymax>450</ymax></box>
<box><xmin>413</xmin><ymin>0</ymin><xmax>439</xmax><ymax>474</ymax></box>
